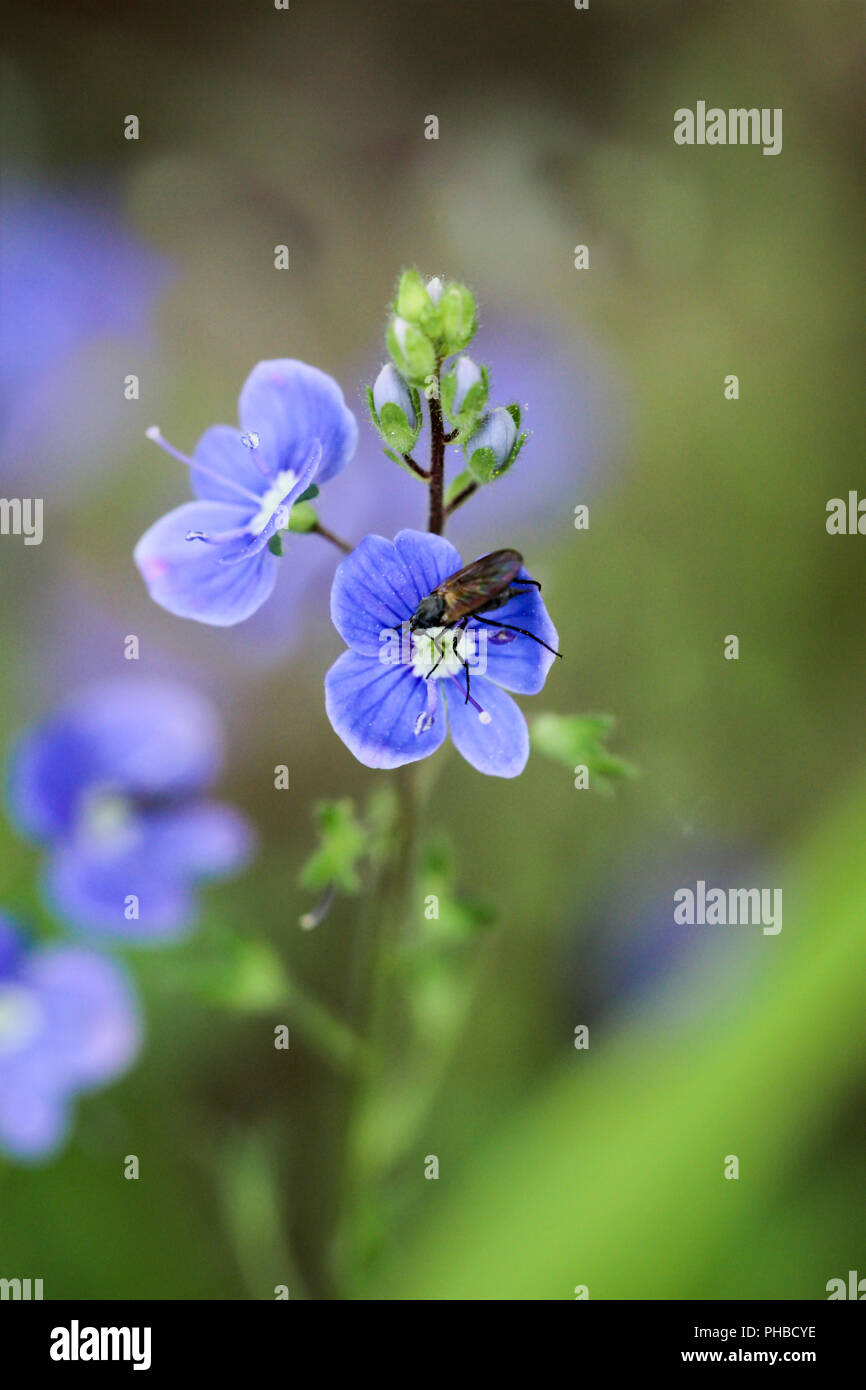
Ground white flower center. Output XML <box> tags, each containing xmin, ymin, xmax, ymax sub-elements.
<box><xmin>249</xmin><ymin>469</ymin><xmax>298</xmax><ymax>535</ymax></box>
<box><xmin>78</xmin><ymin>788</ymin><xmax>139</xmax><ymax>852</ymax></box>
<box><xmin>411</xmin><ymin>628</ymin><xmax>471</xmax><ymax>680</ymax></box>
<box><xmin>0</xmin><ymin>984</ymin><xmax>43</xmax><ymax>1056</ymax></box>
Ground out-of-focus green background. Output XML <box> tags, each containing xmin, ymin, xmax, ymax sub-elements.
<box><xmin>1</xmin><ymin>0</ymin><xmax>864</xmax><ymax>1299</ymax></box>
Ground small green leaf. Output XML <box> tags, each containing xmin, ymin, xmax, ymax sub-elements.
<box><xmin>378</xmin><ymin>401</ymin><xmax>418</xmax><ymax>454</ymax></box>
<box><xmin>268</xmin><ymin>532</ymin><xmax>284</xmax><ymax>556</ymax></box>
<box><xmin>467</xmin><ymin>445</ymin><xmax>498</xmax><ymax>484</ymax></box>
<box><xmin>505</xmin><ymin>402</ymin><xmax>522</xmax><ymax>430</ymax></box>
<box><xmin>296</xmin><ymin>483</ymin><xmax>319</xmax><ymax>505</ymax></box>
<box><xmin>186</xmin><ymin>936</ymin><xmax>288</xmax><ymax>1012</ymax></box>
<box><xmin>417</xmin><ymin>835</ymin><xmax>497</xmax><ymax>943</ymax></box>
<box><xmin>365</xmin><ymin>784</ymin><xmax>399</xmax><ymax>867</ymax></box>
<box><xmin>530</xmin><ymin>713</ymin><xmax>637</xmax><ymax>792</ymax></box>
<box><xmin>300</xmin><ymin>799</ymin><xmax>368</xmax><ymax>895</ymax></box>
<box><xmin>445</xmin><ymin>469</ymin><xmax>475</xmax><ymax>507</ymax></box>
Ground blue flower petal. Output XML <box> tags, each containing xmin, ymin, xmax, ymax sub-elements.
<box><xmin>23</xmin><ymin>947</ymin><xmax>141</xmax><ymax>1089</ymax></box>
<box><xmin>0</xmin><ymin>937</ymin><xmax>140</xmax><ymax>1160</ymax></box>
<box><xmin>444</xmin><ymin>677</ymin><xmax>529</xmax><ymax>778</ymax></box>
<box><xmin>393</xmin><ymin>529</ymin><xmax>463</xmax><ymax>608</ymax></box>
<box><xmin>331</xmin><ymin>530</ymin><xmax>462</xmax><ymax>656</ymax></box>
<box><xmin>134</xmin><ymin>500</ymin><xmax>279</xmax><ymax>626</ymax></box>
<box><xmin>42</xmin><ymin>796</ymin><xmax>251</xmax><ymax>942</ymax></box>
<box><xmin>6</xmin><ymin>678</ymin><xmax>223</xmax><ymax>841</ymax></box>
<box><xmin>146</xmin><ymin>802</ymin><xmax>255</xmax><ymax>878</ymax></box>
<box><xmin>46</xmin><ymin>834</ymin><xmax>196</xmax><ymax>941</ymax></box>
<box><xmin>466</xmin><ymin>566</ymin><xmax>559</xmax><ymax>694</ymax></box>
<box><xmin>6</xmin><ymin>721</ymin><xmax>100</xmax><ymax>842</ymax></box>
<box><xmin>0</xmin><ymin>1078</ymin><xmax>69</xmax><ymax>1160</ymax></box>
<box><xmin>325</xmin><ymin>650</ymin><xmax>445</xmax><ymax>769</ymax></box>
<box><xmin>238</xmin><ymin>359</ymin><xmax>358</xmax><ymax>487</ymax></box>
<box><xmin>215</xmin><ymin>442</ymin><xmax>321</xmax><ymax>565</ymax></box>
<box><xmin>190</xmin><ymin>424</ymin><xmax>278</xmax><ymax>504</ymax></box>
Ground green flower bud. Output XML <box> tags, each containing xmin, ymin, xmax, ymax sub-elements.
<box><xmin>287</xmin><ymin>500</ymin><xmax>318</xmax><ymax>533</ymax></box>
<box><xmin>395</xmin><ymin>268</ymin><xmax>435</xmax><ymax>324</ymax></box>
<box><xmin>465</xmin><ymin>405</ymin><xmax>525</xmax><ymax>482</ymax></box>
<box><xmin>439</xmin><ymin>281</ymin><xmax>476</xmax><ymax>352</ymax></box>
<box><xmin>373</xmin><ymin>363</ymin><xmax>417</xmax><ymax>428</ymax></box>
<box><xmin>367</xmin><ymin>363</ymin><xmax>421</xmax><ymax>455</ymax></box>
<box><xmin>387</xmin><ymin>314</ymin><xmax>437</xmax><ymax>386</ymax></box>
<box><xmin>441</xmin><ymin>355</ymin><xmax>488</xmax><ymax>434</ymax></box>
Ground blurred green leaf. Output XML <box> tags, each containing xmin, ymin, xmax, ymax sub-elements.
<box><xmin>168</xmin><ymin>933</ymin><xmax>287</xmax><ymax>1012</ymax></box>
<box><xmin>370</xmin><ymin>775</ymin><xmax>866</xmax><ymax>1299</ymax></box>
<box><xmin>300</xmin><ymin>798</ymin><xmax>367</xmax><ymax>894</ymax></box>
<box><xmin>531</xmin><ymin>712</ymin><xmax>636</xmax><ymax>791</ymax></box>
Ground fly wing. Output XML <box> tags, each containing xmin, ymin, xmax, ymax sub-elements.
<box><xmin>436</xmin><ymin>548</ymin><xmax>523</xmax><ymax>622</ymax></box>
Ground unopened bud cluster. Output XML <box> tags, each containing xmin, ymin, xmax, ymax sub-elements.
<box><xmin>367</xmin><ymin>270</ymin><xmax>526</xmax><ymax>487</ymax></box>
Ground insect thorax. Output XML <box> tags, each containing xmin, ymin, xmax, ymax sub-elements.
<box><xmin>411</xmin><ymin>594</ymin><xmax>447</xmax><ymax>629</ymax></box>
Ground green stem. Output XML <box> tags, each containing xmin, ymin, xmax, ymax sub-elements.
<box><xmin>312</xmin><ymin>521</ymin><xmax>352</xmax><ymax>554</ymax></box>
<box><xmin>401</xmin><ymin>453</ymin><xmax>430</xmax><ymax>480</ymax></box>
<box><xmin>284</xmin><ymin>973</ymin><xmax>371</xmax><ymax>1076</ymax></box>
<box><xmin>445</xmin><ymin>479</ymin><xmax>478</xmax><ymax>517</ymax></box>
<box><xmin>335</xmin><ymin>762</ymin><xmax>430</xmax><ymax>1285</ymax></box>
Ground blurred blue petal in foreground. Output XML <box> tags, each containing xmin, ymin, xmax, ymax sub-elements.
<box><xmin>0</xmin><ymin>913</ymin><xmax>141</xmax><ymax>1161</ymax></box>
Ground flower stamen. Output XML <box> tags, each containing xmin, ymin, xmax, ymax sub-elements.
<box><xmin>146</xmin><ymin>426</ymin><xmax>264</xmax><ymax>506</ymax></box>
<box><xmin>446</xmin><ymin>671</ymin><xmax>491</xmax><ymax>723</ymax></box>
<box><xmin>185</xmin><ymin>524</ymin><xmax>252</xmax><ymax>545</ymax></box>
<box><xmin>240</xmin><ymin>430</ymin><xmax>272</xmax><ymax>478</ymax></box>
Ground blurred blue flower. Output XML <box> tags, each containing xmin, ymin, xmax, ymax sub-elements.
<box><xmin>0</xmin><ymin>177</ymin><xmax>172</xmax><ymax>497</ymax></box>
<box><xmin>0</xmin><ymin>914</ymin><xmax>140</xmax><ymax>1161</ymax></box>
<box><xmin>325</xmin><ymin>530</ymin><xmax>558</xmax><ymax>777</ymax></box>
<box><xmin>134</xmin><ymin>359</ymin><xmax>358</xmax><ymax>626</ymax></box>
<box><xmin>6</xmin><ymin>678</ymin><xmax>253</xmax><ymax>941</ymax></box>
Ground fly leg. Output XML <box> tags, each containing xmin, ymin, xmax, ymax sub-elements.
<box><xmin>472</xmin><ymin>614</ymin><xmax>562</xmax><ymax>658</ymax></box>
<box><xmin>455</xmin><ymin>616</ymin><xmax>472</xmax><ymax>703</ymax></box>
<box><xmin>425</xmin><ymin>624</ymin><xmax>456</xmax><ymax>680</ymax></box>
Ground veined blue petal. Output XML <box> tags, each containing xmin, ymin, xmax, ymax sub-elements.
<box><xmin>217</xmin><ymin>442</ymin><xmax>322</xmax><ymax>565</ymax></box>
<box><xmin>330</xmin><ymin>530</ymin><xmax>462</xmax><ymax>656</ymax></box>
<box><xmin>445</xmin><ymin>678</ymin><xmax>529</xmax><ymax>778</ymax></box>
<box><xmin>393</xmin><ymin>529</ymin><xmax>463</xmax><ymax>608</ymax></box>
<box><xmin>238</xmin><ymin>359</ymin><xmax>358</xmax><ymax>487</ymax></box>
<box><xmin>324</xmin><ymin>650</ymin><xmax>445</xmax><ymax>769</ymax></box>
<box><xmin>134</xmin><ymin>500</ymin><xmax>279</xmax><ymax>626</ymax></box>
<box><xmin>190</xmin><ymin>424</ymin><xmax>278</xmax><ymax>503</ymax></box>
<box><xmin>466</xmin><ymin>566</ymin><xmax>559</xmax><ymax>694</ymax></box>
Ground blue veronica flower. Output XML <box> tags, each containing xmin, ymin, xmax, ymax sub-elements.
<box><xmin>0</xmin><ymin>177</ymin><xmax>172</xmax><ymax>498</ymax></box>
<box><xmin>325</xmin><ymin>530</ymin><xmax>559</xmax><ymax>778</ymax></box>
<box><xmin>5</xmin><ymin>678</ymin><xmax>254</xmax><ymax>941</ymax></box>
<box><xmin>134</xmin><ymin>359</ymin><xmax>358</xmax><ymax>626</ymax></box>
<box><xmin>0</xmin><ymin>914</ymin><xmax>140</xmax><ymax>1161</ymax></box>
